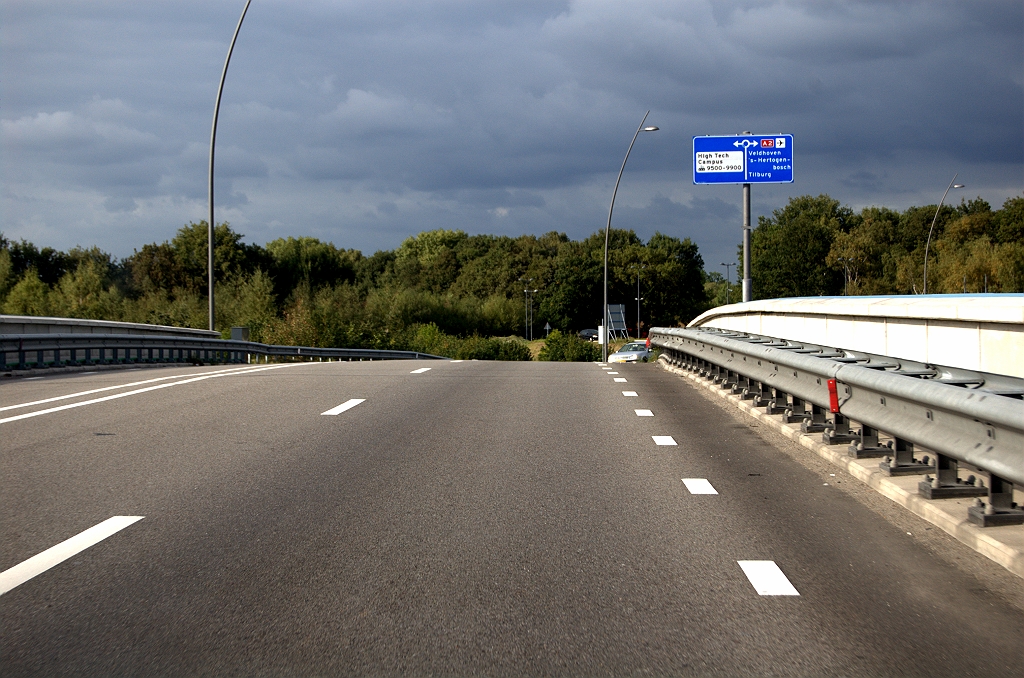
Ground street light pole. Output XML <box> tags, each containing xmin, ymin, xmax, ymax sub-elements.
<box><xmin>720</xmin><ymin>262</ymin><xmax>733</xmax><ymax>305</ymax></box>
<box><xmin>603</xmin><ymin>112</ymin><xmax>658</xmax><ymax>361</ymax></box>
<box><xmin>634</xmin><ymin>264</ymin><xmax>645</xmax><ymax>339</ymax></box>
<box><xmin>208</xmin><ymin>0</ymin><xmax>253</xmax><ymax>332</ymax></box>
<box><xmin>528</xmin><ymin>289</ymin><xmax>538</xmax><ymax>340</ymax></box>
<box><xmin>922</xmin><ymin>174</ymin><xmax>964</xmax><ymax>295</ymax></box>
<box><xmin>518</xmin><ymin>277</ymin><xmax>533</xmax><ymax>340</ymax></box>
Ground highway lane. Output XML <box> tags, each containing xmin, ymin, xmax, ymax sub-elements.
<box><xmin>1</xmin><ymin>360</ymin><xmax>1022</xmax><ymax>675</ymax></box>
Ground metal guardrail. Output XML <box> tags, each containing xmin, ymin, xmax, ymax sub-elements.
<box><xmin>1</xmin><ymin>333</ymin><xmax>445</xmax><ymax>371</ymax></box>
<box><xmin>650</xmin><ymin>326</ymin><xmax>1024</xmax><ymax>528</ymax></box>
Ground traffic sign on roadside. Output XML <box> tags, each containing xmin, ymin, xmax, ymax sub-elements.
<box><xmin>693</xmin><ymin>134</ymin><xmax>793</xmax><ymax>184</ymax></box>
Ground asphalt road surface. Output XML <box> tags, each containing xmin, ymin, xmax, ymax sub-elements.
<box><xmin>2</xmin><ymin>360</ymin><xmax>1022</xmax><ymax>676</ymax></box>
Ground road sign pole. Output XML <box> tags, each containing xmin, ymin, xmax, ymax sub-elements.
<box><xmin>742</xmin><ymin>182</ymin><xmax>752</xmax><ymax>302</ymax></box>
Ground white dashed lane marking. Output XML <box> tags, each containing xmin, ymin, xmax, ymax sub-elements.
<box><xmin>410</xmin><ymin>367</ymin><xmax>432</xmax><ymax>374</ymax></box>
<box><xmin>682</xmin><ymin>478</ymin><xmax>718</xmax><ymax>494</ymax></box>
<box><xmin>635</xmin><ymin>409</ymin><xmax>653</xmax><ymax>417</ymax></box>
<box><xmin>613</xmin><ymin>378</ymin><xmax>627</xmax><ymax>383</ymax></box>
<box><xmin>607</xmin><ymin>371</ymin><xmax>619</xmax><ymax>374</ymax></box>
<box><xmin>622</xmin><ymin>391</ymin><xmax>638</xmax><ymax>397</ymax></box>
<box><xmin>0</xmin><ymin>516</ymin><xmax>144</xmax><ymax>596</ymax></box>
<box><xmin>321</xmin><ymin>399</ymin><xmax>366</xmax><ymax>416</ymax></box>
<box><xmin>652</xmin><ymin>436</ymin><xmax>677</xmax><ymax>446</ymax></box>
<box><xmin>737</xmin><ymin>561</ymin><xmax>800</xmax><ymax>596</ymax></box>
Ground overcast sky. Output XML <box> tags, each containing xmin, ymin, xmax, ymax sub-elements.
<box><xmin>2</xmin><ymin>0</ymin><xmax>1022</xmax><ymax>271</ymax></box>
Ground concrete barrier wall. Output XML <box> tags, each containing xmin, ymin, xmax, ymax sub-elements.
<box><xmin>0</xmin><ymin>315</ymin><xmax>220</xmax><ymax>340</ymax></box>
<box><xmin>688</xmin><ymin>295</ymin><xmax>1024</xmax><ymax>378</ymax></box>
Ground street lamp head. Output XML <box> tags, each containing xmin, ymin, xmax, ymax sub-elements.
<box><xmin>642</xmin><ymin>126</ymin><xmax>659</xmax><ymax>132</ymax></box>
<box><xmin>953</xmin><ymin>184</ymin><xmax>965</xmax><ymax>189</ymax></box>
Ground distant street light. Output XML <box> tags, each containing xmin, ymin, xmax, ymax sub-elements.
<box><xmin>633</xmin><ymin>263</ymin><xmax>646</xmax><ymax>339</ymax></box>
<box><xmin>720</xmin><ymin>262</ymin><xmax>734</xmax><ymax>305</ymax></box>
<box><xmin>603</xmin><ymin>112</ymin><xmax>659</xmax><ymax>361</ymax></box>
<box><xmin>207</xmin><ymin>0</ymin><xmax>253</xmax><ymax>332</ymax></box>
<box><xmin>836</xmin><ymin>257</ymin><xmax>851</xmax><ymax>296</ymax></box>
<box><xmin>518</xmin><ymin>278</ymin><xmax>535</xmax><ymax>340</ymax></box>
<box><xmin>922</xmin><ymin>175</ymin><xmax>964</xmax><ymax>295</ymax></box>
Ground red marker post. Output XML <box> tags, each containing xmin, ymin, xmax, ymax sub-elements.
<box><xmin>827</xmin><ymin>378</ymin><xmax>840</xmax><ymax>413</ymax></box>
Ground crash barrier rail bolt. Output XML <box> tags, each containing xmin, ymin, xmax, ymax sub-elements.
<box><xmin>650</xmin><ymin>326</ymin><xmax>1024</xmax><ymax>528</ymax></box>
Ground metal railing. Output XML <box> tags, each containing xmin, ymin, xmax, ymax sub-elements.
<box><xmin>650</xmin><ymin>326</ymin><xmax>1024</xmax><ymax>528</ymax></box>
<box><xmin>1</xmin><ymin>333</ymin><xmax>445</xmax><ymax>371</ymax></box>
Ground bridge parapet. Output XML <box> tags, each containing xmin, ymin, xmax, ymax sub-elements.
<box><xmin>688</xmin><ymin>295</ymin><xmax>1024</xmax><ymax>378</ymax></box>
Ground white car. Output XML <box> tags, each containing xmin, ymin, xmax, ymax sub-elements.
<box><xmin>608</xmin><ymin>342</ymin><xmax>651</xmax><ymax>363</ymax></box>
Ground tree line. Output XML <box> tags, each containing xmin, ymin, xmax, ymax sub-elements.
<box><xmin>0</xmin><ymin>224</ymin><xmax>705</xmax><ymax>358</ymax></box>
<box><xmin>743</xmin><ymin>193</ymin><xmax>1024</xmax><ymax>299</ymax></box>
<box><xmin>3</xmin><ymin>191</ymin><xmax>1019</xmax><ymax>357</ymax></box>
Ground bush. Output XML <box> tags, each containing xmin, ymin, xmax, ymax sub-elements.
<box><xmin>537</xmin><ymin>330</ymin><xmax>602</xmax><ymax>362</ymax></box>
<box><xmin>407</xmin><ymin>323</ymin><xmax>532</xmax><ymax>360</ymax></box>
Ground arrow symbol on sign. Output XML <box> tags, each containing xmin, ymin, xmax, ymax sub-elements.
<box><xmin>733</xmin><ymin>139</ymin><xmax>759</xmax><ymax>149</ymax></box>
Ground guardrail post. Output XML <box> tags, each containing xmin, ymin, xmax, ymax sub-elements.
<box><xmin>766</xmin><ymin>388</ymin><xmax>788</xmax><ymax>415</ymax></box>
<box><xmin>822</xmin><ymin>413</ymin><xmax>859</xmax><ymax>445</ymax></box>
<box><xmin>783</xmin><ymin>395</ymin><xmax>807</xmax><ymax>424</ymax></box>
<box><xmin>968</xmin><ymin>475</ymin><xmax>1024</xmax><ymax>526</ymax></box>
<box><xmin>880</xmin><ymin>438</ymin><xmax>933</xmax><ymax>476</ymax></box>
<box><xmin>919</xmin><ymin>453</ymin><xmax>987</xmax><ymax>500</ymax></box>
<box><xmin>800</xmin><ymin>403</ymin><xmax>830</xmax><ymax>433</ymax></box>
<box><xmin>744</xmin><ymin>381</ymin><xmax>771</xmax><ymax>407</ymax></box>
<box><xmin>847</xmin><ymin>425</ymin><xmax>890</xmax><ymax>458</ymax></box>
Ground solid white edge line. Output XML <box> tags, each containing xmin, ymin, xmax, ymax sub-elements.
<box><xmin>1</xmin><ymin>363</ymin><xmax>288</xmax><ymax>413</ymax></box>
<box><xmin>682</xmin><ymin>478</ymin><xmax>718</xmax><ymax>494</ymax></box>
<box><xmin>652</xmin><ymin>435</ymin><xmax>677</xmax><ymax>445</ymax></box>
<box><xmin>0</xmin><ymin>516</ymin><xmax>144</xmax><ymax>596</ymax></box>
<box><xmin>634</xmin><ymin>409</ymin><xmax>654</xmax><ymax>416</ymax></box>
<box><xmin>737</xmin><ymin>560</ymin><xmax>800</xmax><ymax>596</ymax></box>
<box><xmin>0</xmin><ymin>363</ymin><xmax>299</xmax><ymax>425</ymax></box>
<box><xmin>321</xmin><ymin>398</ymin><xmax>366</xmax><ymax>415</ymax></box>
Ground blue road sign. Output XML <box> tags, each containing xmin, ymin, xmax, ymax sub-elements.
<box><xmin>693</xmin><ymin>134</ymin><xmax>793</xmax><ymax>184</ymax></box>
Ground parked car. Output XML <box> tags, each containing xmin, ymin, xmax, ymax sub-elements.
<box><xmin>578</xmin><ymin>329</ymin><xmax>599</xmax><ymax>342</ymax></box>
<box><xmin>608</xmin><ymin>342</ymin><xmax>651</xmax><ymax>363</ymax></box>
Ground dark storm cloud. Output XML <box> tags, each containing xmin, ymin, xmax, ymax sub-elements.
<box><xmin>1</xmin><ymin>0</ymin><xmax>1021</xmax><ymax>268</ymax></box>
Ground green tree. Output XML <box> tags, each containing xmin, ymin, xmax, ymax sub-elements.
<box><xmin>2</xmin><ymin>269</ymin><xmax>51</xmax><ymax>315</ymax></box>
<box><xmin>50</xmin><ymin>258</ymin><xmax>123</xmax><ymax>319</ymax></box>
<box><xmin>751</xmin><ymin>194</ymin><xmax>855</xmax><ymax>299</ymax></box>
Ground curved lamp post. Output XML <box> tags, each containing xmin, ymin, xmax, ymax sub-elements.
<box><xmin>922</xmin><ymin>174</ymin><xmax>964</xmax><ymax>295</ymax></box>
<box><xmin>603</xmin><ymin>112</ymin><xmax>658</xmax><ymax>361</ymax></box>
<box><xmin>208</xmin><ymin>0</ymin><xmax>253</xmax><ymax>331</ymax></box>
